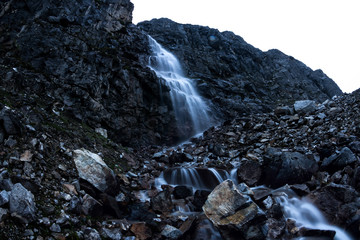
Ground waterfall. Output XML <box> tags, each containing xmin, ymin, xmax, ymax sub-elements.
<box><xmin>148</xmin><ymin>36</ymin><xmax>211</xmax><ymax>136</ymax></box>
<box><xmin>276</xmin><ymin>195</ymin><xmax>353</xmax><ymax>240</ymax></box>
<box><xmin>155</xmin><ymin>167</ymin><xmax>232</xmax><ymax>191</ymax></box>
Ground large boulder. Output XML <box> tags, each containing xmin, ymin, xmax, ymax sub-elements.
<box><xmin>73</xmin><ymin>148</ymin><xmax>117</xmax><ymax>193</ymax></box>
<box><xmin>9</xmin><ymin>183</ymin><xmax>37</xmax><ymax>223</ymax></box>
<box><xmin>321</xmin><ymin>147</ymin><xmax>358</xmax><ymax>173</ymax></box>
<box><xmin>203</xmin><ymin>180</ymin><xmax>266</xmax><ymax>240</ymax></box>
<box><xmin>294</xmin><ymin>100</ymin><xmax>316</xmax><ymax>114</ymax></box>
<box><xmin>262</xmin><ymin>148</ymin><xmax>318</xmax><ymax>188</ymax></box>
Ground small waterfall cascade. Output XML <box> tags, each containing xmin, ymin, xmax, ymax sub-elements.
<box><xmin>155</xmin><ymin>167</ymin><xmax>234</xmax><ymax>191</ymax></box>
<box><xmin>276</xmin><ymin>195</ymin><xmax>353</xmax><ymax>240</ymax></box>
<box><xmin>148</xmin><ymin>36</ymin><xmax>211</xmax><ymax>136</ymax></box>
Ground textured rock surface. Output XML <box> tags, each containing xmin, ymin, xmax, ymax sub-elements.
<box><xmin>203</xmin><ymin>180</ymin><xmax>265</xmax><ymax>239</ymax></box>
<box><xmin>138</xmin><ymin>18</ymin><xmax>343</xmax><ymax>119</ymax></box>
<box><xmin>73</xmin><ymin>148</ymin><xmax>116</xmax><ymax>193</ymax></box>
<box><xmin>9</xmin><ymin>183</ymin><xmax>37</xmax><ymax>223</ymax></box>
<box><xmin>0</xmin><ymin>0</ymin><xmax>177</xmax><ymax>146</ymax></box>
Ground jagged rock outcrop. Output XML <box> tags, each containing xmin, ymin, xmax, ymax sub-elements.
<box><xmin>0</xmin><ymin>0</ymin><xmax>178</xmax><ymax>146</ymax></box>
<box><xmin>138</xmin><ymin>18</ymin><xmax>343</xmax><ymax>119</ymax></box>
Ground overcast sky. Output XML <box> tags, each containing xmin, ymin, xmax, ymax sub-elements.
<box><xmin>131</xmin><ymin>0</ymin><xmax>360</xmax><ymax>93</ymax></box>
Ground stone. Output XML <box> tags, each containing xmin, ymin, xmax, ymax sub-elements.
<box><xmin>50</xmin><ymin>223</ymin><xmax>61</xmax><ymax>233</ymax></box>
<box><xmin>294</xmin><ymin>100</ymin><xmax>317</xmax><ymax>114</ymax></box>
<box><xmin>20</xmin><ymin>150</ymin><xmax>33</xmax><ymax>162</ymax></box>
<box><xmin>151</xmin><ymin>188</ymin><xmax>173</xmax><ymax>213</ymax></box>
<box><xmin>0</xmin><ymin>190</ymin><xmax>9</xmax><ymax>206</ymax></box>
<box><xmin>321</xmin><ymin>147</ymin><xmax>357</xmax><ymax>172</ymax></box>
<box><xmin>173</xmin><ymin>186</ymin><xmax>192</xmax><ymax>199</ymax></box>
<box><xmin>0</xmin><ymin>207</ymin><xmax>8</xmax><ymax>221</ymax></box>
<box><xmin>95</xmin><ymin>128</ymin><xmax>108</xmax><ymax>138</ymax></box>
<box><xmin>203</xmin><ymin>180</ymin><xmax>266</xmax><ymax>239</ymax></box>
<box><xmin>81</xmin><ymin>194</ymin><xmax>103</xmax><ymax>216</ymax></box>
<box><xmin>237</xmin><ymin>159</ymin><xmax>262</xmax><ymax>186</ymax></box>
<box><xmin>9</xmin><ymin>183</ymin><xmax>36</xmax><ymax>223</ymax></box>
<box><xmin>73</xmin><ymin>148</ymin><xmax>117</xmax><ymax>193</ymax></box>
<box><xmin>101</xmin><ymin>228</ymin><xmax>122</xmax><ymax>240</ymax></box>
<box><xmin>262</xmin><ymin>149</ymin><xmax>318</xmax><ymax>188</ymax></box>
<box><xmin>84</xmin><ymin>228</ymin><xmax>101</xmax><ymax>240</ymax></box>
<box><xmin>192</xmin><ymin>190</ymin><xmax>211</xmax><ymax>211</ymax></box>
<box><xmin>161</xmin><ymin>225</ymin><xmax>182</xmax><ymax>240</ymax></box>
<box><xmin>130</xmin><ymin>222</ymin><xmax>152</xmax><ymax>240</ymax></box>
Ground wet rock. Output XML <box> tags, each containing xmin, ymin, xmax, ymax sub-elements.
<box><xmin>173</xmin><ymin>186</ymin><xmax>192</xmax><ymax>199</ymax></box>
<box><xmin>73</xmin><ymin>148</ymin><xmax>117</xmax><ymax>193</ymax></box>
<box><xmin>192</xmin><ymin>190</ymin><xmax>211</xmax><ymax>211</ymax></box>
<box><xmin>309</xmin><ymin>183</ymin><xmax>359</xmax><ymax>226</ymax></box>
<box><xmin>9</xmin><ymin>183</ymin><xmax>36</xmax><ymax>223</ymax></box>
<box><xmin>127</xmin><ymin>203</ymin><xmax>157</xmax><ymax>223</ymax></box>
<box><xmin>298</xmin><ymin>227</ymin><xmax>336</xmax><ymax>239</ymax></box>
<box><xmin>262</xmin><ymin>149</ymin><xmax>318</xmax><ymax>188</ymax></box>
<box><xmin>321</xmin><ymin>147</ymin><xmax>357</xmax><ymax>173</ymax></box>
<box><xmin>161</xmin><ymin>225</ymin><xmax>182</xmax><ymax>240</ymax></box>
<box><xmin>151</xmin><ymin>188</ymin><xmax>173</xmax><ymax>213</ymax></box>
<box><xmin>130</xmin><ymin>222</ymin><xmax>152</xmax><ymax>240</ymax></box>
<box><xmin>266</xmin><ymin>218</ymin><xmax>285</xmax><ymax>239</ymax></box>
<box><xmin>203</xmin><ymin>180</ymin><xmax>266</xmax><ymax>240</ymax></box>
<box><xmin>294</xmin><ymin>100</ymin><xmax>316</xmax><ymax>114</ymax></box>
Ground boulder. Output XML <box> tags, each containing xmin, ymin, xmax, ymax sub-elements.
<box><xmin>130</xmin><ymin>222</ymin><xmax>152</xmax><ymax>240</ymax></box>
<box><xmin>173</xmin><ymin>186</ymin><xmax>192</xmax><ymax>199</ymax></box>
<box><xmin>9</xmin><ymin>183</ymin><xmax>37</xmax><ymax>223</ymax></box>
<box><xmin>161</xmin><ymin>225</ymin><xmax>182</xmax><ymax>240</ymax></box>
<box><xmin>237</xmin><ymin>159</ymin><xmax>262</xmax><ymax>186</ymax></box>
<box><xmin>203</xmin><ymin>180</ymin><xmax>266</xmax><ymax>240</ymax></box>
<box><xmin>151</xmin><ymin>188</ymin><xmax>173</xmax><ymax>213</ymax></box>
<box><xmin>73</xmin><ymin>148</ymin><xmax>117</xmax><ymax>193</ymax></box>
<box><xmin>81</xmin><ymin>194</ymin><xmax>103</xmax><ymax>216</ymax></box>
<box><xmin>321</xmin><ymin>147</ymin><xmax>357</xmax><ymax>173</ymax></box>
<box><xmin>294</xmin><ymin>100</ymin><xmax>317</xmax><ymax>114</ymax></box>
<box><xmin>262</xmin><ymin>148</ymin><xmax>318</xmax><ymax>188</ymax></box>
<box><xmin>309</xmin><ymin>183</ymin><xmax>360</xmax><ymax>226</ymax></box>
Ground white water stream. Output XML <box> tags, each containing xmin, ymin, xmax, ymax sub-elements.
<box><xmin>148</xmin><ymin>36</ymin><xmax>211</xmax><ymax>135</ymax></box>
<box><xmin>277</xmin><ymin>195</ymin><xmax>353</xmax><ymax>240</ymax></box>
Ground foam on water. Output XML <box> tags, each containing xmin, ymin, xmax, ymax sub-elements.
<box><xmin>148</xmin><ymin>36</ymin><xmax>211</xmax><ymax>135</ymax></box>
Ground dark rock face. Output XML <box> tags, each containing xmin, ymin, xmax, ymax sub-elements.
<box><xmin>0</xmin><ymin>0</ymin><xmax>178</xmax><ymax>146</ymax></box>
<box><xmin>138</xmin><ymin>18</ymin><xmax>342</xmax><ymax>119</ymax></box>
<box><xmin>262</xmin><ymin>149</ymin><xmax>318</xmax><ymax>188</ymax></box>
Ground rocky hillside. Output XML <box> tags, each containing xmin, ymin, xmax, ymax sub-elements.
<box><xmin>1</xmin><ymin>0</ymin><xmax>358</xmax><ymax>239</ymax></box>
<box><xmin>0</xmin><ymin>0</ymin><xmax>180</xmax><ymax>146</ymax></box>
<box><xmin>138</xmin><ymin>18</ymin><xmax>342</xmax><ymax>118</ymax></box>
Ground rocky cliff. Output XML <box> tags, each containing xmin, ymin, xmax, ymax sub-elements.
<box><xmin>138</xmin><ymin>18</ymin><xmax>342</xmax><ymax>119</ymax></box>
<box><xmin>0</xmin><ymin>0</ymin><xmax>180</xmax><ymax>146</ymax></box>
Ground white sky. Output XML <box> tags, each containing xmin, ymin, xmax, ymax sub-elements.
<box><xmin>131</xmin><ymin>0</ymin><xmax>360</xmax><ymax>93</ymax></box>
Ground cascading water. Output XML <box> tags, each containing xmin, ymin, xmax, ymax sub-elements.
<box><xmin>148</xmin><ymin>36</ymin><xmax>211</xmax><ymax>136</ymax></box>
<box><xmin>155</xmin><ymin>167</ymin><xmax>233</xmax><ymax>191</ymax></box>
<box><xmin>276</xmin><ymin>195</ymin><xmax>353</xmax><ymax>240</ymax></box>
